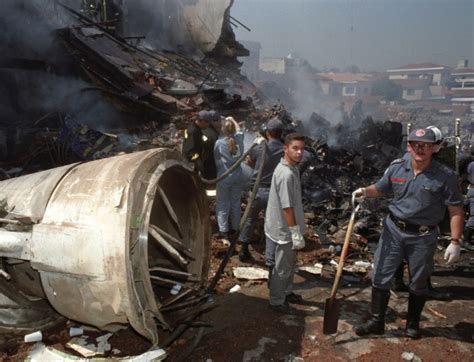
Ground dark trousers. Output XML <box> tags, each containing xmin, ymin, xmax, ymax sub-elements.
<box><xmin>239</xmin><ymin>187</ymin><xmax>270</xmax><ymax>244</ymax></box>
<box><xmin>373</xmin><ymin>217</ymin><xmax>438</xmax><ymax>295</ymax></box>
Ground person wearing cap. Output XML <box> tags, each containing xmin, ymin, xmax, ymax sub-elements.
<box><xmin>182</xmin><ymin>110</ymin><xmax>219</xmax><ymax>179</ymax></box>
<box><xmin>352</xmin><ymin>127</ymin><xmax>464</xmax><ymax>339</ymax></box>
<box><xmin>391</xmin><ymin>125</ymin><xmax>453</xmax><ymax>300</ymax></box>
<box><xmin>463</xmin><ymin>148</ymin><xmax>474</xmax><ymax>251</ymax></box>
<box><xmin>238</xmin><ymin>117</ymin><xmax>285</xmax><ymax>263</ymax></box>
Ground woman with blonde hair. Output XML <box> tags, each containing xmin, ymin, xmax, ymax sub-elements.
<box><xmin>213</xmin><ymin>117</ymin><xmax>244</xmax><ymax>242</ymax></box>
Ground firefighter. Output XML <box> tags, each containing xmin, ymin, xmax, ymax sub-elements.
<box><xmin>352</xmin><ymin>127</ymin><xmax>464</xmax><ymax>339</ymax></box>
<box><xmin>182</xmin><ymin>110</ymin><xmax>220</xmax><ymax>179</ymax></box>
<box><xmin>463</xmin><ymin>148</ymin><xmax>474</xmax><ymax>251</ymax></box>
<box><xmin>392</xmin><ymin>125</ymin><xmax>453</xmax><ymax>300</ymax></box>
<box><xmin>238</xmin><ymin>117</ymin><xmax>284</xmax><ymax>262</ymax></box>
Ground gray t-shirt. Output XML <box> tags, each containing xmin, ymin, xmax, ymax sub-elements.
<box><xmin>264</xmin><ymin>158</ymin><xmax>305</xmax><ymax>244</ymax></box>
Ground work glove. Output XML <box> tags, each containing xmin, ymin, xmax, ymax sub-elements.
<box><xmin>444</xmin><ymin>243</ymin><xmax>461</xmax><ymax>264</ymax></box>
<box><xmin>289</xmin><ymin>225</ymin><xmax>305</xmax><ymax>250</ymax></box>
<box><xmin>253</xmin><ymin>136</ymin><xmax>265</xmax><ymax>145</ymax></box>
<box><xmin>352</xmin><ymin>187</ymin><xmax>366</xmax><ymax>203</ymax></box>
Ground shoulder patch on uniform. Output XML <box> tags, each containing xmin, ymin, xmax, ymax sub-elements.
<box><xmin>390</xmin><ymin>158</ymin><xmax>404</xmax><ymax>165</ymax></box>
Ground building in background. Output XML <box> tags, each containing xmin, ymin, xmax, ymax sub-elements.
<box><xmin>387</xmin><ymin>63</ymin><xmax>450</xmax><ymax>101</ymax></box>
<box><xmin>317</xmin><ymin>72</ymin><xmax>374</xmax><ymax>98</ymax></box>
<box><xmin>448</xmin><ymin>60</ymin><xmax>474</xmax><ymax>116</ymax></box>
<box><xmin>239</xmin><ymin>40</ymin><xmax>261</xmax><ymax>82</ymax></box>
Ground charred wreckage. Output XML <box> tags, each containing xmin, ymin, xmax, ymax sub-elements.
<box><xmin>0</xmin><ymin>0</ymin><xmax>460</xmax><ymax>358</ymax></box>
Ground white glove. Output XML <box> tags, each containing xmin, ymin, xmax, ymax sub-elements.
<box><xmin>444</xmin><ymin>243</ymin><xmax>461</xmax><ymax>264</ymax></box>
<box><xmin>352</xmin><ymin>187</ymin><xmax>366</xmax><ymax>203</ymax></box>
<box><xmin>289</xmin><ymin>225</ymin><xmax>305</xmax><ymax>250</ymax></box>
<box><xmin>253</xmin><ymin>136</ymin><xmax>265</xmax><ymax>145</ymax></box>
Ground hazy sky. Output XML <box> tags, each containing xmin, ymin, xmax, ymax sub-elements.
<box><xmin>231</xmin><ymin>0</ymin><xmax>474</xmax><ymax>72</ymax></box>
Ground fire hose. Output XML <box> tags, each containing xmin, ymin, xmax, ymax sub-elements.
<box><xmin>206</xmin><ymin>141</ymin><xmax>267</xmax><ymax>292</ymax></box>
<box><xmin>163</xmin><ymin>141</ymin><xmax>268</xmax><ymax>353</ymax></box>
<box><xmin>199</xmin><ymin>142</ymin><xmax>259</xmax><ymax>185</ymax></box>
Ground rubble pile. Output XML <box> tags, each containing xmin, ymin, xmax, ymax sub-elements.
<box><xmin>0</xmin><ymin>1</ymin><xmax>261</xmax><ymax>178</ymax></box>
<box><xmin>295</xmin><ymin>117</ymin><xmax>403</xmax><ymax>269</ymax></box>
<box><xmin>0</xmin><ymin>1</ymin><xmax>425</xmax><ymax>359</ymax></box>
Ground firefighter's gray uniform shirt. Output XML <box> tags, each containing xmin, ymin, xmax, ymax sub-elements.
<box><xmin>264</xmin><ymin>158</ymin><xmax>305</xmax><ymax>244</ymax></box>
<box><xmin>373</xmin><ymin>157</ymin><xmax>463</xmax><ymax>294</ymax></box>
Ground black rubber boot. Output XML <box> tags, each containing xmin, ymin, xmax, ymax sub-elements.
<box><xmin>426</xmin><ymin>277</ymin><xmax>451</xmax><ymax>301</ymax></box>
<box><xmin>239</xmin><ymin>243</ymin><xmax>250</xmax><ymax>262</ymax></box>
<box><xmin>405</xmin><ymin>293</ymin><xmax>426</xmax><ymax>339</ymax></box>
<box><xmin>354</xmin><ymin>288</ymin><xmax>390</xmax><ymax>336</ymax></box>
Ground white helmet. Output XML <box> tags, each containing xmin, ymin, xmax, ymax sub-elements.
<box><xmin>426</xmin><ymin>125</ymin><xmax>443</xmax><ymax>143</ymax></box>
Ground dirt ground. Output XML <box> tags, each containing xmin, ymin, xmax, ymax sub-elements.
<box><xmin>167</xmin><ymin>239</ymin><xmax>474</xmax><ymax>361</ymax></box>
<box><xmin>2</xmin><ymin>235</ymin><xmax>473</xmax><ymax>361</ymax></box>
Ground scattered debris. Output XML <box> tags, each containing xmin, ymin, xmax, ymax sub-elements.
<box><xmin>66</xmin><ymin>336</ymin><xmax>102</xmax><ymax>358</ymax></box>
<box><xmin>426</xmin><ymin>306</ymin><xmax>447</xmax><ymax>319</ymax></box>
<box><xmin>27</xmin><ymin>342</ymin><xmax>167</xmax><ymax>361</ymax></box>
<box><xmin>69</xmin><ymin>327</ymin><xmax>84</xmax><ymax>337</ymax></box>
<box><xmin>24</xmin><ymin>331</ymin><xmax>42</xmax><ymax>343</ymax></box>
<box><xmin>66</xmin><ymin>333</ymin><xmax>112</xmax><ymax>358</ymax></box>
<box><xmin>298</xmin><ymin>263</ymin><xmax>323</xmax><ymax>275</ymax></box>
<box><xmin>401</xmin><ymin>351</ymin><xmax>422</xmax><ymax>362</ymax></box>
<box><xmin>229</xmin><ymin>284</ymin><xmax>241</xmax><ymax>293</ymax></box>
<box><xmin>233</xmin><ymin>267</ymin><xmax>269</xmax><ymax>280</ymax></box>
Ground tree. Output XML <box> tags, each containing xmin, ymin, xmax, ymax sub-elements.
<box><xmin>371</xmin><ymin>78</ymin><xmax>402</xmax><ymax>101</ymax></box>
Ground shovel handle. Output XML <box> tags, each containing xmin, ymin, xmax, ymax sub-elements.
<box><xmin>329</xmin><ymin>204</ymin><xmax>360</xmax><ymax>299</ymax></box>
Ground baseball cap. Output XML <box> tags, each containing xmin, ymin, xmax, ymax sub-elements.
<box><xmin>407</xmin><ymin>128</ymin><xmax>437</xmax><ymax>143</ymax></box>
<box><xmin>198</xmin><ymin>110</ymin><xmax>220</xmax><ymax>121</ymax></box>
<box><xmin>266</xmin><ymin>117</ymin><xmax>284</xmax><ymax>130</ymax></box>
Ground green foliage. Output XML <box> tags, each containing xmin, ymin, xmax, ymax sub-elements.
<box><xmin>371</xmin><ymin>78</ymin><xmax>402</xmax><ymax>101</ymax></box>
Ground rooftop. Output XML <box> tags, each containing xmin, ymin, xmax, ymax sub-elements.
<box><xmin>451</xmin><ymin>67</ymin><xmax>474</xmax><ymax>75</ymax></box>
<box><xmin>318</xmin><ymin>72</ymin><xmax>372</xmax><ymax>83</ymax></box>
<box><xmin>387</xmin><ymin>62</ymin><xmax>448</xmax><ymax>72</ymax></box>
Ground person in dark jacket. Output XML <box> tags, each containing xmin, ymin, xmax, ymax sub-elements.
<box><xmin>238</xmin><ymin>117</ymin><xmax>284</xmax><ymax>262</ymax></box>
<box><xmin>182</xmin><ymin>110</ymin><xmax>220</xmax><ymax>179</ymax></box>
<box><xmin>463</xmin><ymin>148</ymin><xmax>474</xmax><ymax>251</ymax></box>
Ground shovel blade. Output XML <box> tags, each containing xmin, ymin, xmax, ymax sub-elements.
<box><xmin>323</xmin><ymin>297</ymin><xmax>341</xmax><ymax>335</ymax></box>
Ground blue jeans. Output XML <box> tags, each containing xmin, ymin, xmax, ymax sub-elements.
<box><xmin>216</xmin><ymin>179</ymin><xmax>243</xmax><ymax>233</ymax></box>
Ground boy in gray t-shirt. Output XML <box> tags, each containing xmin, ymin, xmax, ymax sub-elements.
<box><xmin>265</xmin><ymin>133</ymin><xmax>306</xmax><ymax>312</ymax></box>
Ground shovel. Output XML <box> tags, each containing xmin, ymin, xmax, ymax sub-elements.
<box><xmin>323</xmin><ymin>195</ymin><xmax>360</xmax><ymax>335</ymax></box>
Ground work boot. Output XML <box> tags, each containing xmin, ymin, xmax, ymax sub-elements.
<box><xmin>239</xmin><ymin>243</ymin><xmax>250</xmax><ymax>262</ymax></box>
<box><xmin>354</xmin><ymin>288</ymin><xmax>390</xmax><ymax>336</ymax></box>
<box><xmin>405</xmin><ymin>293</ymin><xmax>426</xmax><ymax>339</ymax></box>
<box><xmin>218</xmin><ymin>231</ymin><xmax>230</xmax><ymax>247</ymax></box>
<box><xmin>426</xmin><ymin>278</ymin><xmax>451</xmax><ymax>301</ymax></box>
